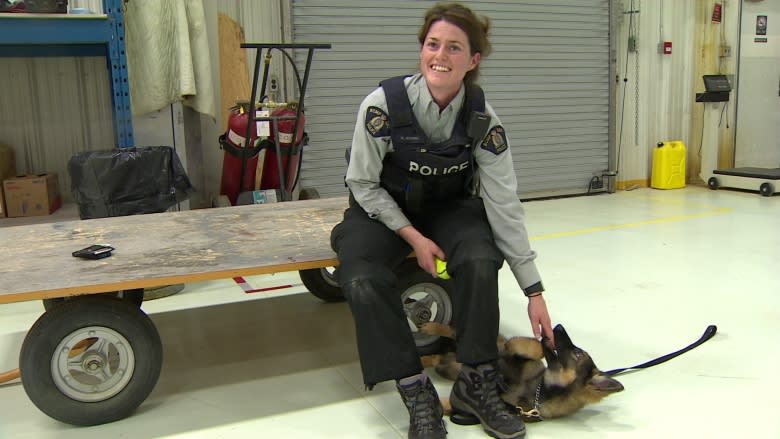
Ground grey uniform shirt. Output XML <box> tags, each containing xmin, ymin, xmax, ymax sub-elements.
<box><xmin>346</xmin><ymin>73</ymin><xmax>542</xmax><ymax>293</ymax></box>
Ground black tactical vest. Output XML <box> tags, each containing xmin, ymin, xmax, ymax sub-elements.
<box><xmin>379</xmin><ymin>76</ymin><xmax>486</xmax><ymax>214</ymax></box>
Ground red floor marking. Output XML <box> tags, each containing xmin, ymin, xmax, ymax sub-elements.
<box><xmin>232</xmin><ymin>277</ymin><xmax>294</xmax><ymax>294</ymax></box>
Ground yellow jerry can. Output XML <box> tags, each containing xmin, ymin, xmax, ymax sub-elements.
<box><xmin>651</xmin><ymin>140</ymin><xmax>686</xmax><ymax>189</ymax></box>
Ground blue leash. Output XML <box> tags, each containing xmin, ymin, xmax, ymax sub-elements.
<box><xmin>605</xmin><ymin>325</ymin><xmax>718</xmax><ymax>376</ymax></box>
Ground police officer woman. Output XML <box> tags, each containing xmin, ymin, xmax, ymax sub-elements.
<box><xmin>330</xmin><ymin>3</ymin><xmax>554</xmax><ymax>439</ymax></box>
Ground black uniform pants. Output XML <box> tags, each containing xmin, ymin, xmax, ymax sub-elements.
<box><xmin>330</xmin><ymin>196</ymin><xmax>504</xmax><ymax>387</ymax></box>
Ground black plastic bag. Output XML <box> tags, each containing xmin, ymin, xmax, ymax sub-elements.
<box><xmin>68</xmin><ymin>146</ymin><xmax>195</xmax><ymax>219</ymax></box>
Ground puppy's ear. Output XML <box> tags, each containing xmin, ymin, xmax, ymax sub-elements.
<box><xmin>589</xmin><ymin>373</ymin><xmax>624</xmax><ymax>393</ymax></box>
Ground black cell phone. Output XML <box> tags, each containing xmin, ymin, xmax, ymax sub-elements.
<box><xmin>72</xmin><ymin>244</ymin><xmax>114</xmax><ymax>260</ymax></box>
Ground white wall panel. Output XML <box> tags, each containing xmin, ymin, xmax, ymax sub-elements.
<box><xmin>612</xmin><ymin>0</ymin><xmax>739</xmax><ymax>187</ymax></box>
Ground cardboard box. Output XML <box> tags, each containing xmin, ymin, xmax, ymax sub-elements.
<box><xmin>0</xmin><ymin>184</ymin><xmax>6</xmax><ymax>218</ymax></box>
<box><xmin>0</xmin><ymin>144</ymin><xmax>17</xmax><ymax>218</ymax></box>
<box><xmin>0</xmin><ymin>144</ymin><xmax>15</xmax><ymax>181</ymax></box>
<box><xmin>2</xmin><ymin>173</ymin><xmax>62</xmax><ymax>217</ymax></box>
<box><xmin>236</xmin><ymin>189</ymin><xmax>280</xmax><ymax>205</ymax></box>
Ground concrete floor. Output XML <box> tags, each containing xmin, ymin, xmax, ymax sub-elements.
<box><xmin>0</xmin><ymin>186</ymin><xmax>778</xmax><ymax>439</ymax></box>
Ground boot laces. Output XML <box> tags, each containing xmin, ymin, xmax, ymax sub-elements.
<box><xmin>411</xmin><ymin>385</ymin><xmax>442</xmax><ymax>432</ymax></box>
<box><xmin>478</xmin><ymin>368</ymin><xmax>513</xmax><ymax>420</ymax></box>
<box><xmin>398</xmin><ymin>379</ymin><xmax>444</xmax><ymax>435</ymax></box>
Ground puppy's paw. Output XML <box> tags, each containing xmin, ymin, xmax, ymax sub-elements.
<box><xmin>419</xmin><ymin>322</ymin><xmax>455</xmax><ymax>339</ymax></box>
<box><xmin>505</xmin><ymin>336</ymin><xmax>544</xmax><ymax>360</ymax></box>
<box><xmin>440</xmin><ymin>397</ymin><xmax>452</xmax><ymax>416</ymax></box>
<box><xmin>421</xmin><ymin>354</ymin><xmax>442</xmax><ymax>368</ymax></box>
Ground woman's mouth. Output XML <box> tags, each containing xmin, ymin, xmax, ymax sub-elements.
<box><xmin>430</xmin><ymin>64</ymin><xmax>451</xmax><ymax>73</ymax></box>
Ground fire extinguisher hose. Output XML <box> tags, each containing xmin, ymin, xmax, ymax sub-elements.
<box><xmin>289</xmin><ymin>132</ymin><xmax>309</xmax><ymax>192</ymax></box>
<box><xmin>218</xmin><ymin>134</ymin><xmax>268</xmax><ymax>159</ymax></box>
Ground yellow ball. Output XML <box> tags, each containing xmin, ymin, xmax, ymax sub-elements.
<box><xmin>435</xmin><ymin>258</ymin><xmax>450</xmax><ymax>280</ymax></box>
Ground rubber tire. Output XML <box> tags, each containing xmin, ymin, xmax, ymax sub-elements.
<box><xmin>213</xmin><ymin>195</ymin><xmax>232</xmax><ymax>207</ymax></box>
<box><xmin>707</xmin><ymin>177</ymin><xmax>719</xmax><ymax>190</ymax></box>
<box><xmin>300</xmin><ymin>267</ymin><xmax>345</xmax><ymax>302</ymax></box>
<box><xmin>298</xmin><ymin>187</ymin><xmax>320</xmax><ymax>200</ymax></box>
<box><xmin>20</xmin><ymin>296</ymin><xmax>162</xmax><ymax>426</ymax></box>
<box><xmin>42</xmin><ymin>289</ymin><xmax>144</xmax><ymax>312</ymax></box>
<box><xmin>395</xmin><ymin>259</ymin><xmax>454</xmax><ymax>356</ymax></box>
<box><xmin>759</xmin><ymin>182</ymin><xmax>773</xmax><ymax>197</ymax></box>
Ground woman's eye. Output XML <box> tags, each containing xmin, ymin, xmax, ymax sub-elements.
<box><xmin>448</xmin><ymin>45</ymin><xmax>462</xmax><ymax>53</ymax></box>
<box><xmin>427</xmin><ymin>41</ymin><xmax>439</xmax><ymax>50</ymax></box>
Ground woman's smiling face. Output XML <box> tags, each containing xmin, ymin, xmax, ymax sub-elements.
<box><xmin>420</xmin><ymin>19</ymin><xmax>480</xmax><ymax>105</ymax></box>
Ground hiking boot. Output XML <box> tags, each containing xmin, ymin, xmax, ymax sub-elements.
<box><xmin>449</xmin><ymin>363</ymin><xmax>525</xmax><ymax>439</ymax></box>
<box><xmin>396</xmin><ymin>374</ymin><xmax>447</xmax><ymax>439</ymax></box>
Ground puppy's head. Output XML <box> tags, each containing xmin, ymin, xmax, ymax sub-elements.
<box><xmin>542</xmin><ymin>324</ymin><xmax>624</xmax><ymax>402</ymax></box>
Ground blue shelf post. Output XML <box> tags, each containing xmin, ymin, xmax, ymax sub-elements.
<box><xmin>0</xmin><ymin>0</ymin><xmax>135</xmax><ymax>148</ymax></box>
<box><xmin>104</xmin><ymin>0</ymin><xmax>133</xmax><ymax>148</ymax></box>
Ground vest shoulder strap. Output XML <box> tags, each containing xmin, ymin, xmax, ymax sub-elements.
<box><xmin>380</xmin><ymin>75</ymin><xmax>426</xmax><ymax>145</ymax></box>
<box><xmin>462</xmin><ymin>84</ymin><xmax>489</xmax><ymax>144</ymax></box>
<box><xmin>464</xmin><ymin>83</ymin><xmax>485</xmax><ymax>114</ymax></box>
<box><xmin>381</xmin><ymin>76</ymin><xmax>486</xmax><ymax>126</ymax></box>
<box><xmin>379</xmin><ymin>75</ymin><xmax>414</xmax><ymax>128</ymax></box>
<box><xmin>380</xmin><ymin>76</ymin><xmax>487</xmax><ymax>145</ymax></box>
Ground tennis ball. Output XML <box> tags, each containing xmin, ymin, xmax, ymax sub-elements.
<box><xmin>435</xmin><ymin>258</ymin><xmax>450</xmax><ymax>280</ymax></box>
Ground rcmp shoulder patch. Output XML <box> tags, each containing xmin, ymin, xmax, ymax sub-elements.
<box><xmin>365</xmin><ymin>106</ymin><xmax>391</xmax><ymax>137</ymax></box>
<box><xmin>481</xmin><ymin>125</ymin><xmax>508</xmax><ymax>155</ymax></box>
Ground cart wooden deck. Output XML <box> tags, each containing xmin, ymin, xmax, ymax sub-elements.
<box><xmin>0</xmin><ymin>197</ymin><xmax>350</xmax><ymax>426</ymax></box>
<box><xmin>0</xmin><ymin>197</ymin><xmax>347</xmax><ymax>305</ymax></box>
<box><xmin>1</xmin><ymin>196</ymin><xmax>453</xmax><ymax>427</ymax></box>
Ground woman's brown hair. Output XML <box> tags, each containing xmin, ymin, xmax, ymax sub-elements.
<box><xmin>417</xmin><ymin>2</ymin><xmax>492</xmax><ymax>85</ymax></box>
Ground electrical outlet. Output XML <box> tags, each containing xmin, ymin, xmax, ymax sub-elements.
<box><xmin>719</xmin><ymin>45</ymin><xmax>732</xmax><ymax>57</ymax></box>
<box><xmin>269</xmin><ymin>75</ymin><xmax>279</xmax><ymax>92</ymax></box>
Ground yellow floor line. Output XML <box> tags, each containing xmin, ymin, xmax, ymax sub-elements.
<box><xmin>530</xmin><ymin>207</ymin><xmax>732</xmax><ymax>241</ymax></box>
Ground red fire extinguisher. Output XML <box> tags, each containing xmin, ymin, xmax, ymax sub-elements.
<box><xmin>218</xmin><ymin>103</ymin><xmax>266</xmax><ymax>206</ymax></box>
<box><xmin>260</xmin><ymin>105</ymin><xmax>307</xmax><ymax>194</ymax></box>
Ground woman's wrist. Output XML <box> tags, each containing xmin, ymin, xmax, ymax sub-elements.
<box><xmin>523</xmin><ymin>281</ymin><xmax>544</xmax><ymax>297</ymax></box>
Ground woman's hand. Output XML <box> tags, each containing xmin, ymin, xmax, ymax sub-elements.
<box><xmin>397</xmin><ymin>225</ymin><xmax>445</xmax><ymax>277</ymax></box>
<box><xmin>527</xmin><ymin>294</ymin><xmax>555</xmax><ymax>348</ymax></box>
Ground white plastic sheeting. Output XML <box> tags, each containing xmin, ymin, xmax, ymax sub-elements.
<box><xmin>125</xmin><ymin>0</ymin><xmax>215</xmax><ymax>119</ymax></box>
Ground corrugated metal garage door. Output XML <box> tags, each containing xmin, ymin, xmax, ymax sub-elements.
<box><xmin>291</xmin><ymin>0</ymin><xmax>611</xmax><ymax>199</ymax></box>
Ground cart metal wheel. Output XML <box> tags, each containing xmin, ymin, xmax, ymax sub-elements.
<box><xmin>42</xmin><ymin>289</ymin><xmax>144</xmax><ymax>311</ymax></box>
<box><xmin>759</xmin><ymin>182</ymin><xmax>774</xmax><ymax>197</ymax></box>
<box><xmin>396</xmin><ymin>260</ymin><xmax>454</xmax><ymax>355</ymax></box>
<box><xmin>300</xmin><ymin>267</ymin><xmax>345</xmax><ymax>302</ymax></box>
<box><xmin>20</xmin><ymin>296</ymin><xmax>162</xmax><ymax>426</ymax></box>
<box><xmin>707</xmin><ymin>177</ymin><xmax>719</xmax><ymax>190</ymax></box>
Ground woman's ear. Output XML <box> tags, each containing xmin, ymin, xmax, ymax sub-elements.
<box><xmin>469</xmin><ymin>52</ymin><xmax>481</xmax><ymax>71</ymax></box>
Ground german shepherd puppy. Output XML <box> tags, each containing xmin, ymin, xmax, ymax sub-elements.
<box><xmin>420</xmin><ymin>323</ymin><xmax>624</xmax><ymax>421</ymax></box>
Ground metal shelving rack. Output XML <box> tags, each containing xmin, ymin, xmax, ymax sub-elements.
<box><xmin>0</xmin><ymin>0</ymin><xmax>133</xmax><ymax>148</ymax></box>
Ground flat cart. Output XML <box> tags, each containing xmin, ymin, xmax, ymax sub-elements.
<box><xmin>0</xmin><ymin>198</ymin><xmax>454</xmax><ymax>425</ymax></box>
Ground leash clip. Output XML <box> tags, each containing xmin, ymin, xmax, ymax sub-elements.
<box><xmin>516</xmin><ymin>382</ymin><xmax>544</xmax><ymax>422</ymax></box>
<box><xmin>516</xmin><ymin>406</ymin><xmax>543</xmax><ymax>422</ymax></box>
